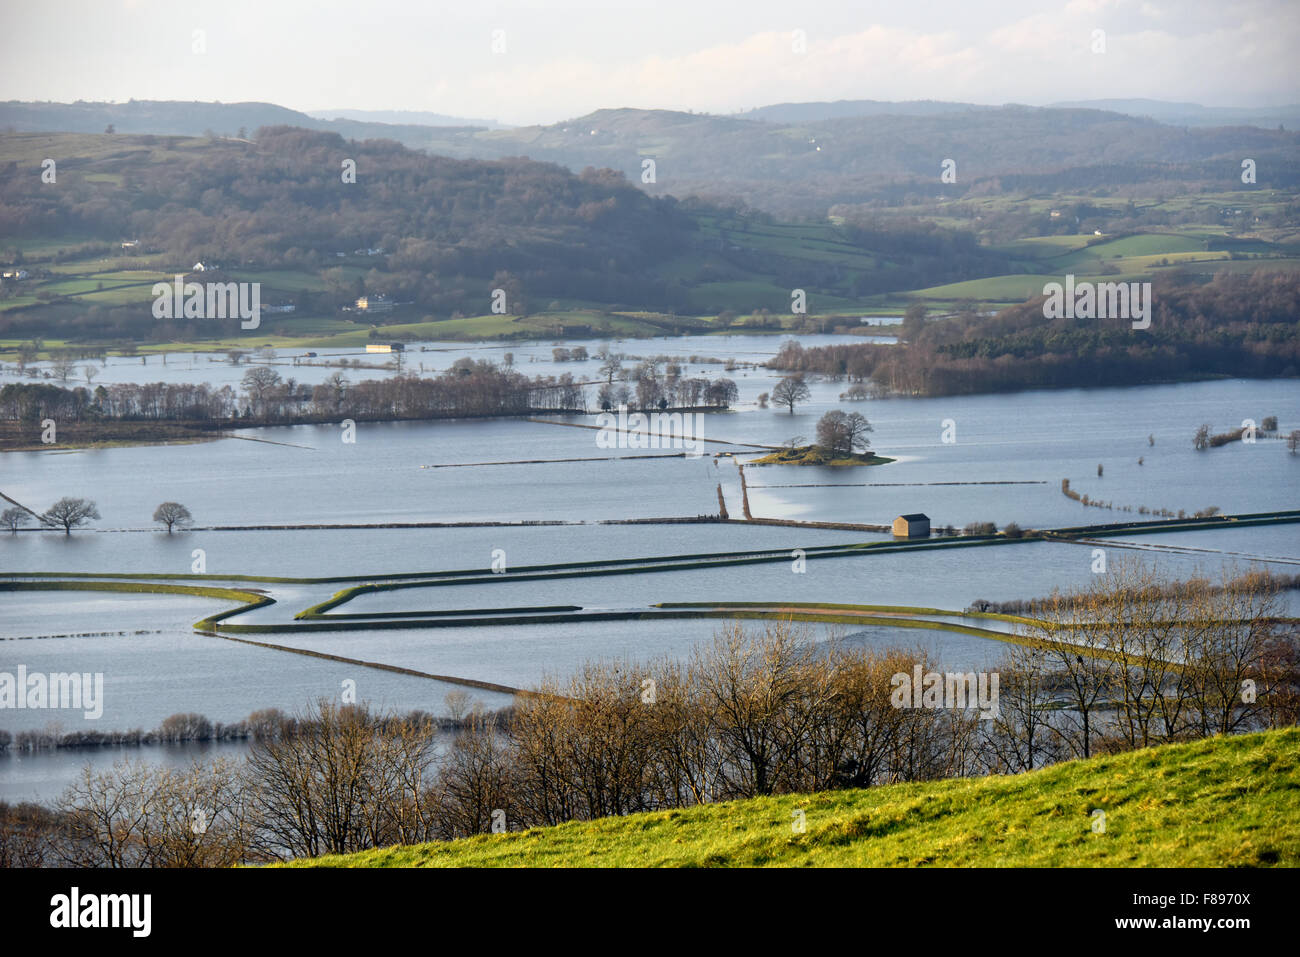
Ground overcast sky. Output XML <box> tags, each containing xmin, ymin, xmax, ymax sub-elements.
<box><xmin>3</xmin><ymin>0</ymin><xmax>1297</xmax><ymax>125</ymax></box>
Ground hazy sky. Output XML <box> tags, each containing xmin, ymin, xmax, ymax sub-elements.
<box><xmin>3</xmin><ymin>0</ymin><xmax>1297</xmax><ymax>125</ymax></box>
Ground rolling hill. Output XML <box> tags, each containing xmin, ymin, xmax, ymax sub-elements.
<box><xmin>285</xmin><ymin>727</ymin><xmax>1300</xmax><ymax>867</ymax></box>
<box><xmin>0</xmin><ymin>129</ymin><xmax>1016</xmax><ymax>343</ymax></box>
<box><xmin>6</xmin><ymin>99</ymin><xmax>1298</xmax><ymax>217</ymax></box>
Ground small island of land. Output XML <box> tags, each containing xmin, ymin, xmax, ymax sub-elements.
<box><xmin>748</xmin><ymin>444</ymin><xmax>894</xmax><ymax>467</ymax></box>
<box><xmin>750</xmin><ymin>409</ymin><xmax>891</xmax><ymax>466</ymax></box>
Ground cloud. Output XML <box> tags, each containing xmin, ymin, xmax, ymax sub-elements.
<box><xmin>7</xmin><ymin>0</ymin><xmax>1298</xmax><ymax>122</ymax></box>
<box><xmin>453</xmin><ymin>6</ymin><xmax>1297</xmax><ymax>122</ymax></box>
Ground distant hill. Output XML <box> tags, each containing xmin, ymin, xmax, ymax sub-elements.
<box><xmin>0</xmin><ymin>129</ymin><xmax>1021</xmax><ymax>342</ymax></box>
<box><xmin>1049</xmin><ymin>98</ymin><xmax>1300</xmax><ymax>129</ymax></box>
<box><xmin>742</xmin><ymin>97</ymin><xmax>1300</xmax><ymax>130</ymax></box>
<box><xmin>0</xmin><ymin>99</ymin><xmax>312</xmax><ymax>135</ymax></box>
<box><xmin>4</xmin><ymin>99</ymin><xmax>1297</xmax><ymax>217</ymax></box>
<box><xmin>407</xmin><ymin>104</ymin><xmax>1300</xmax><ymax>215</ymax></box>
<box><xmin>0</xmin><ymin>100</ymin><xmax>484</xmax><ymax>147</ymax></box>
<box><xmin>305</xmin><ymin>108</ymin><xmax>507</xmax><ymax>129</ymax></box>
<box><xmin>735</xmin><ymin>99</ymin><xmax>1003</xmax><ymax>123</ymax></box>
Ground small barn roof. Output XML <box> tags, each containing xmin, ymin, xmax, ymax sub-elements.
<box><xmin>897</xmin><ymin>513</ymin><xmax>930</xmax><ymax>522</ymax></box>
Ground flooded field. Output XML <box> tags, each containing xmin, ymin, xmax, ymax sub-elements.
<box><xmin>3</xmin><ymin>333</ymin><xmax>1297</xmax><ymax>801</ymax></box>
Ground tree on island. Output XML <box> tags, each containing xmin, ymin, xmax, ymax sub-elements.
<box><xmin>816</xmin><ymin>410</ymin><xmax>873</xmax><ymax>458</ymax></box>
<box><xmin>772</xmin><ymin>374</ymin><xmax>811</xmax><ymax>414</ymax></box>
<box><xmin>2</xmin><ymin>507</ymin><xmax>31</xmax><ymax>533</ymax></box>
<box><xmin>153</xmin><ymin>502</ymin><xmax>194</xmax><ymax>534</ymax></box>
<box><xmin>40</xmin><ymin>497</ymin><xmax>101</xmax><ymax>535</ymax></box>
<box><xmin>1193</xmin><ymin>424</ymin><xmax>1211</xmax><ymax>450</ymax></box>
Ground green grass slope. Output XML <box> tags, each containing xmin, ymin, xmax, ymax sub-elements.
<box><xmin>288</xmin><ymin>727</ymin><xmax>1300</xmax><ymax>868</ymax></box>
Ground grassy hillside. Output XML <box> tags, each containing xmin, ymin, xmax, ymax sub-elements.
<box><xmin>2</xmin><ymin>126</ymin><xmax>1296</xmax><ymax>351</ymax></box>
<box><xmin>286</xmin><ymin>727</ymin><xmax>1300</xmax><ymax>868</ymax></box>
<box><xmin>0</xmin><ymin>130</ymin><xmax>1018</xmax><ymax>345</ymax></box>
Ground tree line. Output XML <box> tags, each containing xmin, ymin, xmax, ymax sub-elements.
<box><xmin>768</xmin><ymin>271</ymin><xmax>1300</xmax><ymax>396</ymax></box>
<box><xmin>0</xmin><ymin>357</ymin><xmax>744</xmax><ymax>431</ymax></box>
<box><xmin>3</xmin><ymin>559</ymin><xmax>1296</xmax><ymax>866</ymax></box>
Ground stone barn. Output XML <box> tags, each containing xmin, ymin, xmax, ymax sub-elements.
<box><xmin>892</xmin><ymin>513</ymin><xmax>931</xmax><ymax>539</ymax></box>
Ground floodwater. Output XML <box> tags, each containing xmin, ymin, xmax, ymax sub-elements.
<box><xmin>3</xmin><ymin>332</ymin><xmax>1297</xmax><ymax>800</ymax></box>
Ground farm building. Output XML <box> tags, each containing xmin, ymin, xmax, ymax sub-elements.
<box><xmin>355</xmin><ymin>295</ymin><xmax>394</xmax><ymax>313</ymax></box>
<box><xmin>366</xmin><ymin>343</ymin><xmax>405</xmax><ymax>353</ymax></box>
<box><xmin>892</xmin><ymin>513</ymin><xmax>930</xmax><ymax>538</ymax></box>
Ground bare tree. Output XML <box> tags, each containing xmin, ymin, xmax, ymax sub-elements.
<box><xmin>316</xmin><ymin>371</ymin><xmax>349</xmax><ymax>414</ymax></box>
<box><xmin>978</xmin><ymin>645</ymin><xmax>1060</xmax><ymax>773</ymax></box>
<box><xmin>241</xmin><ymin>366</ymin><xmax>282</xmax><ymax>415</ymax></box>
<box><xmin>771</xmin><ymin>374</ymin><xmax>811</xmax><ymax>414</ymax></box>
<box><xmin>1183</xmin><ymin>568</ymin><xmax>1279</xmax><ymax>737</ymax></box>
<box><xmin>1257</xmin><ymin>625</ymin><xmax>1300</xmax><ymax>729</ymax></box>
<box><xmin>152</xmin><ymin>502</ymin><xmax>194</xmax><ymax>533</ymax></box>
<box><xmin>691</xmin><ymin>620</ymin><xmax>821</xmax><ymax>798</ymax></box>
<box><xmin>640</xmin><ymin>658</ymin><xmax>724</xmax><ymax>808</ymax></box>
<box><xmin>247</xmin><ymin>701</ymin><xmax>377</xmax><ymax>858</ymax></box>
<box><xmin>1</xmin><ymin>507</ymin><xmax>30</xmax><ymax>533</ymax></box>
<box><xmin>1033</xmin><ymin>591</ymin><xmax>1113</xmax><ymax>759</ymax></box>
<box><xmin>56</xmin><ymin>758</ymin><xmax>256</xmax><ymax>867</ymax></box>
<box><xmin>246</xmin><ymin>701</ymin><xmax>441</xmax><ymax>858</ymax></box>
<box><xmin>1026</xmin><ymin>558</ymin><xmax>1285</xmax><ymax>753</ymax></box>
<box><xmin>599</xmin><ymin>355</ymin><xmax>622</xmax><ymax>384</ymax></box>
<box><xmin>40</xmin><ymin>497</ymin><xmax>100</xmax><ymax>535</ymax></box>
<box><xmin>0</xmin><ymin>802</ymin><xmax>61</xmax><ymax>867</ymax></box>
<box><xmin>816</xmin><ymin>410</ymin><xmax>872</xmax><ymax>457</ymax></box>
<box><xmin>902</xmin><ymin>302</ymin><xmax>928</xmax><ymax>343</ymax></box>
<box><xmin>1099</xmin><ymin>562</ymin><xmax>1192</xmax><ymax>748</ymax></box>
<box><xmin>435</xmin><ymin>708</ymin><xmax>514</xmax><ymax>839</ymax></box>
<box><xmin>51</xmin><ymin>356</ymin><xmax>76</xmax><ymax>382</ymax></box>
<box><xmin>818</xmin><ymin>645</ymin><xmax>920</xmax><ymax>789</ymax></box>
